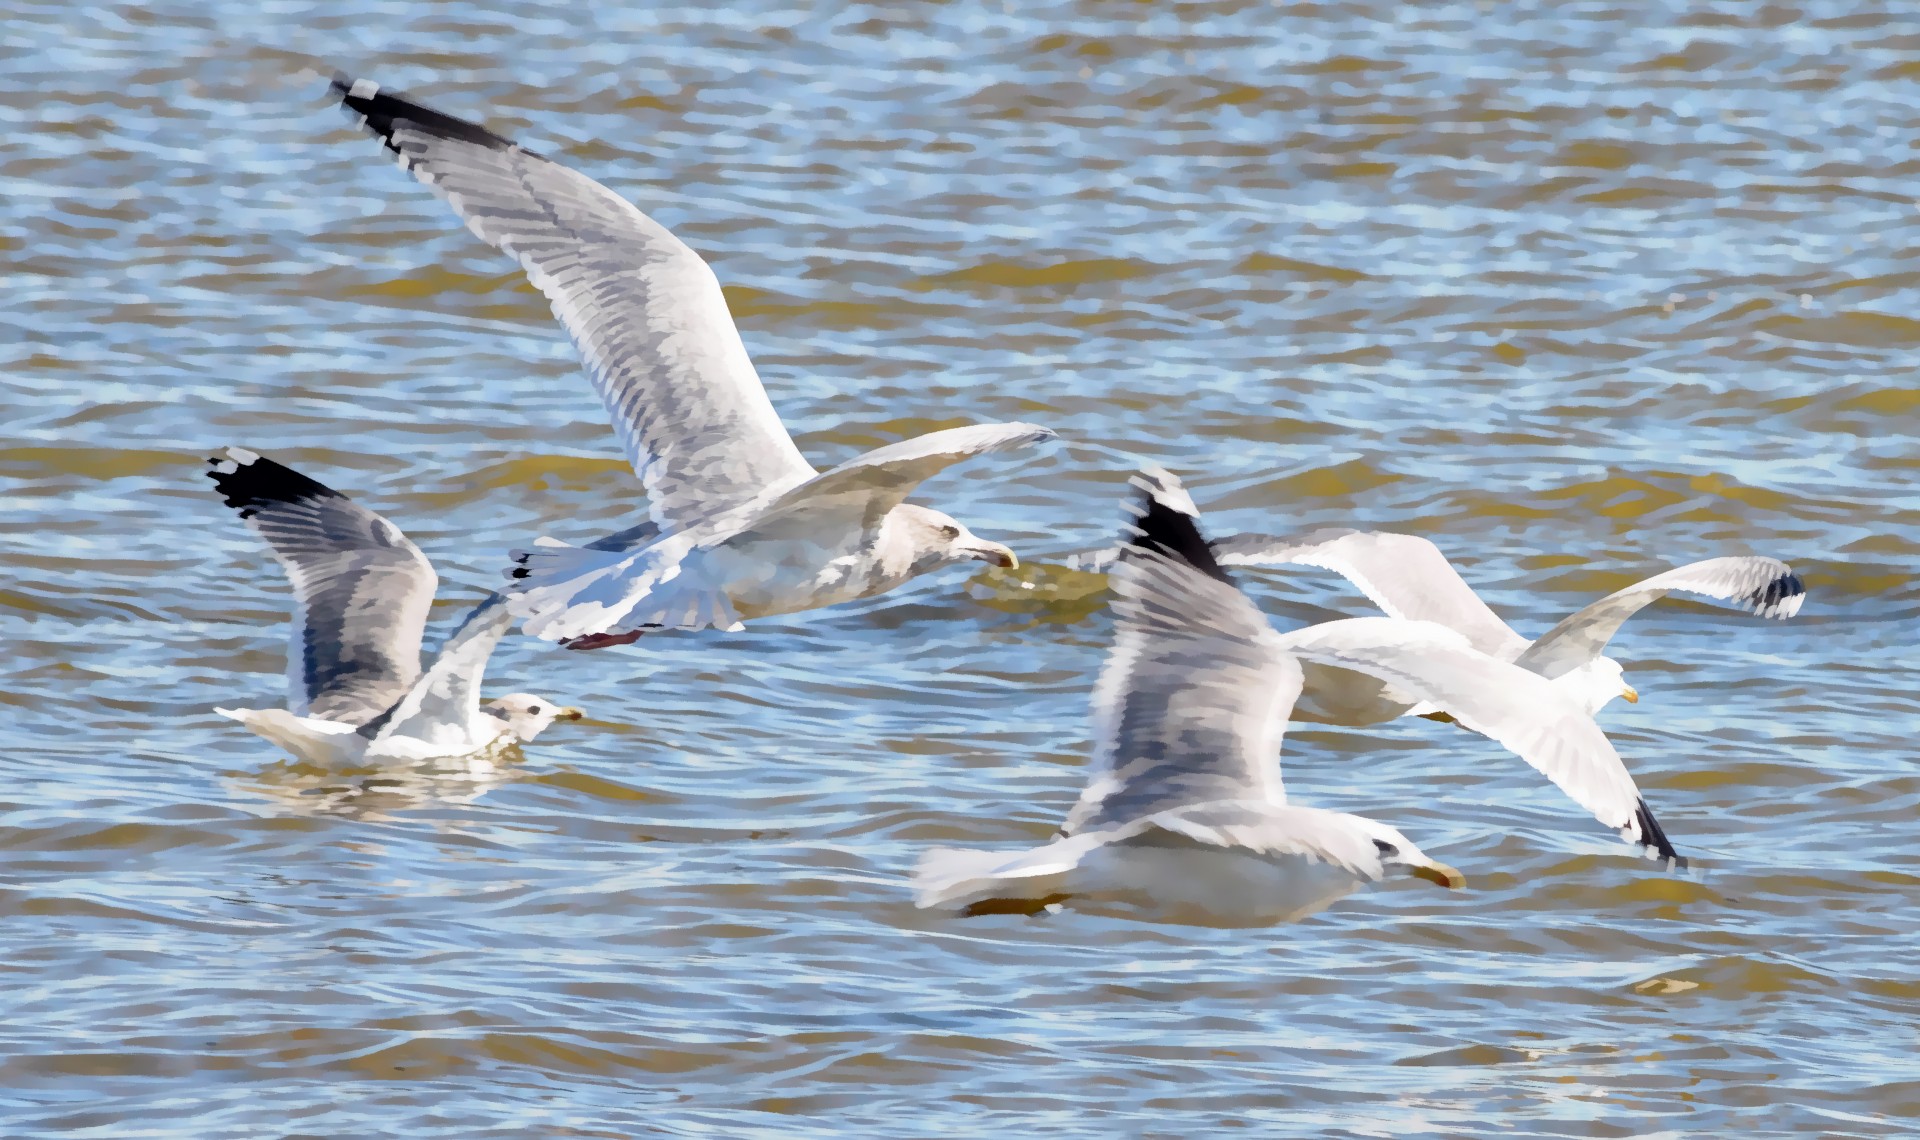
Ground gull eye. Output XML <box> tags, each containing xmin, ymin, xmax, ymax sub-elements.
<box><xmin>527</xmin><ymin>704</ymin><xmax>542</xmax><ymax>716</ymax></box>
<box><xmin>939</xmin><ymin>525</ymin><xmax>961</xmax><ymax>540</ymax></box>
<box><xmin>1372</xmin><ymin>839</ymin><xmax>1400</xmax><ymax>857</ymax></box>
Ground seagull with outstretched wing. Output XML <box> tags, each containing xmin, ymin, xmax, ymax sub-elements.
<box><xmin>330</xmin><ymin>76</ymin><xmax>1055</xmax><ymax>650</ymax></box>
<box><xmin>206</xmin><ymin>448</ymin><xmax>592</xmax><ymax>765</ymax></box>
<box><xmin>1073</xmin><ymin>527</ymin><xmax>1804</xmax><ymax>721</ymax></box>
<box><xmin>918</xmin><ymin>471</ymin><xmax>1684</xmax><ymax>926</ymax></box>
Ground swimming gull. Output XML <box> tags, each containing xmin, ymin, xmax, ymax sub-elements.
<box><xmin>1074</xmin><ymin>528</ymin><xmax>1803</xmax><ymax>720</ymax></box>
<box><xmin>917</xmin><ymin>470</ymin><xmax>1681</xmax><ymax>925</ymax></box>
<box><xmin>206</xmin><ymin>448</ymin><xmax>589</xmax><ymax>765</ymax></box>
<box><xmin>331</xmin><ymin>76</ymin><xmax>1055</xmax><ymax>649</ymax></box>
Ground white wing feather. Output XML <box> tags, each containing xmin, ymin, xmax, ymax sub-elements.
<box><xmin>335</xmin><ymin>77</ymin><xmax>816</xmax><ymax>529</ymax></box>
<box><xmin>1212</xmin><ymin>530</ymin><xmax>1532</xmax><ymax>660</ymax></box>
<box><xmin>1517</xmin><ymin>556</ymin><xmax>1806</xmax><ymax>677</ymax></box>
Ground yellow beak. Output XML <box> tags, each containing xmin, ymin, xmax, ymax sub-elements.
<box><xmin>1621</xmin><ymin>685</ymin><xmax>1640</xmax><ymax>704</ymax></box>
<box><xmin>967</xmin><ymin>543</ymin><xmax>1018</xmax><ymax>569</ymax></box>
<box><xmin>559</xmin><ymin>706</ymin><xmax>586</xmax><ymax>721</ymax></box>
<box><xmin>1410</xmin><ymin>861</ymin><xmax>1466</xmax><ymax>889</ymax></box>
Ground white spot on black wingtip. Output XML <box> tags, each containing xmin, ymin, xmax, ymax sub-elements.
<box><xmin>330</xmin><ymin>72</ymin><xmax>533</xmax><ymax>157</ymax></box>
<box><xmin>1749</xmin><ymin>572</ymin><xmax>1806</xmax><ymax>619</ymax></box>
<box><xmin>1121</xmin><ymin>467</ymin><xmax>1232</xmax><ymax>584</ymax></box>
<box><xmin>204</xmin><ymin>449</ymin><xmax>342</xmax><ymax>515</ymax></box>
<box><xmin>1126</xmin><ymin>465</ymin><xmax>1200</xmax><ymax>518</ymax></box>
<box><xmin>1626</xmin><ymin>798</ymin><xmax>1687</xmax><ymax>871</ymax></box>
<box><xmin>206</xmin><ymin>447</ymin><xmax>256</xmax><ymax>476</ymax></box>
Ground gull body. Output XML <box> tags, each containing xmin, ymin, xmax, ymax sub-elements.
<box><xmin>206</xmin><ymin>449</ymin><xmax>587</xmax><ymax>766</ymax></box>
<box><xmin>331</xmin><ymin>76</ymin><xmax>1054</xmax><ymax>648</ymax></box>
<box><xmin>699</xmin><ymin>503</ymin><xmax>986</xmax><ymax>617</ymax></box>
<box><xmin>923</xmin><ymin>806</ymin><xmax>1451</xmax><ymax>928</ymax></box>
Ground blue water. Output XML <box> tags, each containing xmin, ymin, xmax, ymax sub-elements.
<box><xmin>2</xmin><ymin>1</ymin><xmax>1917</xmax><ymax>1135</ymax></box>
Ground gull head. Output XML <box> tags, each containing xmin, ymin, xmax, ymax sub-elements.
<box><xmin>1558</xmin><ymin>655</ymin><xmax>1638</xmax><ymax>716</ymax></box>
<box><xmin>484</xmin><ymin>693</ymin><xmax>586</xmax><ymax>743</ymax></box>
<box><xmin>1361</xmin><ymin>823</ymin><xmax>1466</xmax><ymax>890</ymax></box>
<box><xmin>897</xmin><ymin>504</ymin><xmax>1018</xmax><ymax>573</ymax></box>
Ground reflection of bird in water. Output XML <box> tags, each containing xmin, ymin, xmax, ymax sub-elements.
<box><xmin>917</xmin><ymin>470</ymin><xmax>1687</xmax><ymax>928</ymax></box>
<box><xmin>227</xmin><ymin>747</ymin><xmax>530</xmax><ymax>824</ymax></box>
<box><xmin>331</xmin><ymin>76</ymin><xmax>1053</xmax><ymax>651</ymax></box>
<box><xmin>205</xmin><ymin>448</ymin><xmax>592</xmax><ymax>766</ymax></box>
<box><xmin>1075</xmin><ymin>529</ymin><xmax>1804</xmax><ymax>722</ymax></box>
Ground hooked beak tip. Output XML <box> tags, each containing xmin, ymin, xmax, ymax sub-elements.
<box><xmin>1621</xmin><ymin>685</ymin><xmax>1640</xmax><ymax>704</ymax></box>
<box><xmin>1411</xmin><ymin>862</ymin><xmax>1466</xmax><ymax>889</ymax></box>
<box><xmin>973</xmin><ymin>546</ymin><xmax>1017</xmax><ymax>569</ymax></box>
<box><xmin>560</xmin><ymin>706</ymin><xmax>585</xmax><ymax>721</ymax></box>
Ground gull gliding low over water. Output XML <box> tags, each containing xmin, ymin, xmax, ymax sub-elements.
<box><xmin>1206</xmin><ymin>530</ymin><xmax>1803</xmax><ymax>723</ymax></box>
<box><xmin>916</xmin><ymin>470</ymin><xmax>1685</xmax><ymax>926</ymax></box>
<box><xmin>1076</xmin><ymin>528</ymin><xmax>1804</xmax><ymax>723</ymax></box>
<box><xmin>207</xmin><ymin>449</ymin><xmax>586</xmax><ymax>766</ymax></box>
<box><xmin>331</xmin><ymin>76</ymin><xmax>1055</xmax><ymax>650</ymax></box>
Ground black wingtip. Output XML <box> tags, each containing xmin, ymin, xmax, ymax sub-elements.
<box><xmin>1750</xmin><ymin>571</ymin><xmax>1806</xmax><ymax>618</ymax></box>
<box><xmin>1631</xmin><ymin>798</ymin><xmax>1687</xmax><ymax>871</ymax></box>
<box><xmin>204</xmin><ymin>447</ymin><xmax>342</xmax><ymax>515</ymax></box>
<box><xmin>1121</xmin><ymin>467</ymin><xmax>1233</xmax><ymax>585</ymax></box>
<box><xmin>330</xmin><ymin>72</ymin><xmax>527</xmax><ymax>156</ymax></box>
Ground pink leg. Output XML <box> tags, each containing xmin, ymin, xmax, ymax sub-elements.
<box><xmin>561</xmin><ymin>630</ymin><xmax>647</xmax><ymax>651</ymax></box>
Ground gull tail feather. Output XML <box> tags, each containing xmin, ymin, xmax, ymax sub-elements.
<box><xmin>913</xmin><ymin>836</ymin><xmax>1103</xmax><ymax>911</ymax></box>
<box><xmin>504</xmin><ymin>538</ymin><xmax>742</xmax><ymax>640</ymax></box>
<box><xmin>215</xmin><ymin>707</ymin><xmax>362</xmax><ymax>765</ymax></box>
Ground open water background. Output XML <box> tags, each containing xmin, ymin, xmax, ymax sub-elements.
<box><xmin>1</xmin><ymin>0</ymin><xmax>1917</xmax><ymax>1135</ymax></box>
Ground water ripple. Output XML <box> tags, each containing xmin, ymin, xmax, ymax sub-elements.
<box><xmin>1</xmin><ymin>0</ymin><xmax>1915</xmax><ymax>1135</ymax></box>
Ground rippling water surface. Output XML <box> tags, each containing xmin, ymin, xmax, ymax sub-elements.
<box><xmin>3</xmin><ymin>1</ymin><xmax>1918</xmax><ymax>1135</ymax></box>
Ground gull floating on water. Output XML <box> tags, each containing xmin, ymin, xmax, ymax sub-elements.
<box><xmin>206</xmin><ymin>448</ymin><xmax>589</xmax><ymax>765</ymax></box>
<box><xmin>1075</xmin><ymin>529</ymin><xmax>1804</xmax><ymax>721</ymax></box>
<box><xmin>917</xmin><ymin>470</ymin><xmax>1684</xmax><ymax>926</ymax></box>
<box><xmin>331</xmin><ymin>76</ymin><xmax>1055</xmax><ymax>650</ymax></box>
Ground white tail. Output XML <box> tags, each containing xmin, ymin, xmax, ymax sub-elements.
<box><xmin>913</xmin><ymin>835</ymin><xmax>1105</xmax><ymax>910</ymax></box>
<box><xmin>503</xmin><ymin>535</ymin><xmax>742</xmax><ymax>640</ymax></box>
<box><xmin>215</xmin><ymin>707</ymin><xmax>364</xmax><ymax>766</ymax></box>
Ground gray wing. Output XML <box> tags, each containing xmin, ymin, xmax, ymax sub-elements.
<box><xmin>1516</xmin><ymin>557</ymin><xmax>1807</xmax><ymax>678</ymax></box>
<box><xmin>742</xmin><ymin>423</ymin><xmax>1056</xmax><ymax>535</ymax></box>
<box><xmin>334</xmin><ymin>77</ymin><xmax>816</xmax><ymax>529</ymax></box>
<box><xmin>582</xmin><ymin>518</ymin><xmax>662</xmax><ymax>552</ymax></box>
<box><xmin>1210</xmin><ymin>530</ymin><xmax>1533</xmax><ymax>661</ymax></box>
<box><xmin>362</xmin><ymin>593</ymin><xmax>513</xmax><ymax>748</ymax></box>
<box><xmin>207</xmin><ymin>448</ymin><xmax>434</xmax><ymax>725</ymax></box>
<box><xmin>1122</xmin><ymin>801</ymin><xmax>1393</xmax><ymax>879</ymax></box>
<box><xmin>365</xmin><ymin>525</ymin><xmax>666</xmax><ymax>745</ymax></box>
<box><xmin>1063</xmin><ymin>470</ymin><xmax>1301</xmax><ymax>836</ymax></box>
<box><xmin>1275</xmin><ymin>616</ymin><xmax>1683</xmax><ymax>866</ymax></box>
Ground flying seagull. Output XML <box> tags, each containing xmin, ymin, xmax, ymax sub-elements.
<box><xmin>1073</xmin><ymin>529</ymin><xmax>1804</xmax><ymax>721</ymax></box>
<box><xmin>916</xmin><ymin>470</ymin><xmax>1682</xmax><ymax>926</ymax></box>
<box><xmin>206</xmin><ymin>448</ymin><xmax>587</xmax><ymax>765</ymax></box>
<box><xmin>330</xmin><ymin>76</ymin><xmax>1055</xmax><ymax>650</ymax></box>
